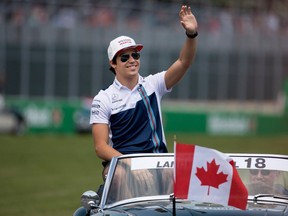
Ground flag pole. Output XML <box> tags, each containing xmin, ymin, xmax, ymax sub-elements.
<box><xmin>172</xmin><ymin>135</ymin><xmax>176</xmax><ymax>215</ymax></box>
<box><xmin>170</xmin><ymin>193</ymin><xmax>176</xmax><ymax>216</ymax></box>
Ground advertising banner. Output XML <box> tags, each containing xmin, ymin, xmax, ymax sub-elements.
<box><xmin>6</xmin><ymin>97</ymin><xmax>83</xmax><ymax>134</ymax></box>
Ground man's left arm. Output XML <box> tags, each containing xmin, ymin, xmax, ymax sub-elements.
<box><xmin>165</xmin><ymin>5</ymin><xmax>198</xmax><ymax>90</ymax></box>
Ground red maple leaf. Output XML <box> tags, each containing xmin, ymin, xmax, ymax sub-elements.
<box><xmin>195</xmin><ymin>159</ymin><xmax>228</xmax><ymax>195</ymax></box>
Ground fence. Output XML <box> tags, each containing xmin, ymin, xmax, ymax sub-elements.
<box><xmin>1</xmin><ymin>0</ymin><xmax>288</xmax><ymax>107</ymax></box>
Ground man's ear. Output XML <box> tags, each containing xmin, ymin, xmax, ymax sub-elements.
<box><xmin>110</xmin><ymin>60</ymin><xmax>116</xmax><ymax>69</ymax></box>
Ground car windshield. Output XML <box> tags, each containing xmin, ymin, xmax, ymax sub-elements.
<box><xmin>104</xmin><ymin>154</ymin><xmax>288</xmax><ymax>206</ymax></box>
<box><xmin>106</xmin><ymin>156</ymin><xmax>174</xmax><ymax>204</ymax></box>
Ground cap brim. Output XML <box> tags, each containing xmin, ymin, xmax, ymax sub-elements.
<box><xmin>114</xmin><ymin>44</ymin><xmax>143</xmax><ymax>58</ymax></box>
<box><xmin>134</xmin><ymin>44</ymin><xmax>144</xmax><ymax>52</ymax></box>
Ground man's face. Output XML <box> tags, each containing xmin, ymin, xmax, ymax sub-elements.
<box><xmin>249</xmin><ymin>169</ymin><xmax>279</xmax><ymax>187</ymax></box>
<box><xmin>112</xmin><ymin>48</ymin><xmax>141</xmax><ymax>78</ymax></box>
<box><xmin>248</xmin><ymin>169</ymin><xmax>281</xmax><ymax>194</ymax></box>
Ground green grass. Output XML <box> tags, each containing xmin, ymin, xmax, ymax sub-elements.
<box><xmin>0</xmin><ymin>133</ymin><xmax>287</xmax><ymax>216</ymax></box>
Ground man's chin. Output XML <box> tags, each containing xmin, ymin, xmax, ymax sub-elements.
<box><xmin>128</xmin><ymin>70</ymin><xmax>139</xmax><ymax>76</ymax></box>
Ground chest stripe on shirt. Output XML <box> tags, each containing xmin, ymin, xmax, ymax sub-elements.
<box><xmin>137</xmin><ymin>84</ymin><xmax>160</xmax><ymax>153</ymax></box>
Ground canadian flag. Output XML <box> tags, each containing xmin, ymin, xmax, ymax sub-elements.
<box><xmin>174</xmin><ymin>143</ymin><xmax>248</xmax><ymax>210</ymax></box>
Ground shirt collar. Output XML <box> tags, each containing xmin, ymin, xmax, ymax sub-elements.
<box><xmin>113</xmin><ymin>78</ymin><xmax>122</xmax><ymax>90</ymax></box>
<box><xmin>113</xmin><ymin>75</ymin><xmax>144</xmax><ymax>90</ymax></box>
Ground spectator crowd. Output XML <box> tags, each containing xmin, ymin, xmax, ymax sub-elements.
<box><xmin>0</xmin><ymin>0</ymin><xmax>288</xmax><ymax>37</ymax></box>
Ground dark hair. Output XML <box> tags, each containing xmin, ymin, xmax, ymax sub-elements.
<box><xmin>109</xmin><ymin>56</ymin><xmax>117</xmax><ymax>75</ymax></box>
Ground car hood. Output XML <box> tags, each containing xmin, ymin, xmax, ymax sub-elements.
<box><xmin>97</xmin><ymin>200</ymin><xmax>288</xmax><ymax>216</ymax></box>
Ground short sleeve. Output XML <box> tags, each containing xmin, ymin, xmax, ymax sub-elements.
<box><xmin>89</xmin><ymin>91</ymin><xmax>111</xmax><ymax>125</ymax></box>
<box><xmin>149</xmin><ymin>71</ymin><xmax>172</xmax><ymax>97</ymax></box>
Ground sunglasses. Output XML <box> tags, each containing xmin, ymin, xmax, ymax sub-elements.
<box><xmin>249</xmin><ymin>170</ymin><xmax>271</xmax><ymax>176</ymax></box>
<box><xmin>119</xmin><ymin>52</ymin><xmax>140</xmax><ymax>62</ymax></box>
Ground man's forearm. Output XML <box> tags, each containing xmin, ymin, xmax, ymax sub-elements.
<box><xmin>179</xmin><ymin>36</ymin><xmax>197</xmax><ymax>69</ymax></box>
<box><xmin>95</xmin><ymin>142</ymin><xmax>122</xmax><ymax>162</ymax></box>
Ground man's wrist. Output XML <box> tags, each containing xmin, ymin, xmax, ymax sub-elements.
<box><xmin>186</xmin><ymin>31</ymin><xmax>198</xmax><ymax>39</ymax></box>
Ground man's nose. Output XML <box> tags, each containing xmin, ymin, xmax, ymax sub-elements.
<box><xmin>128</xmin><ymin>55</ymin><xmax>135</xmax><ymax>61</ymax></box>
<box><xmin>257</xmin><ymin>172</ymin><xmax>263</xmax><ymax>177</ymax></box>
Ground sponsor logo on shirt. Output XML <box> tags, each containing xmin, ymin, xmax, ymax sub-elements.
<box><xmin>112</xmin><ymin>104</ymin><xmax>126</xmax><ymax>111</ymax></box>
<box><xmin>112</xmin><ymin>93</ymin><xmax>123</xmax><ymax>103</ymax></box>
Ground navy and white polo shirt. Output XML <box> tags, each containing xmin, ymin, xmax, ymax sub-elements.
<box><xmin>90</xmin><ymin>71</ymin><xmax>171</xmax><ymax>155</ymax></box>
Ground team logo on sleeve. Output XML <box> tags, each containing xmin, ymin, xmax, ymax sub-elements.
<box><xmin>92</xmin><ymin>104</ymin><xmax>100</xmax><ymax>108</ymax></box>
<box><xmin>91</xmin><ymin>110</ymin><xmax>99</xmax><ymax>115</ymax></box>
<box><xmin>91</xmin><ymin>103</ymin><xmax>100</xmax><ymax>115</ymax></box>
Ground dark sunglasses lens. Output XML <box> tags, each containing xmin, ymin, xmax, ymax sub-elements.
<box><xmin>250</xmin><ymin>170</ymin><xmax>258</xmax><ymax>175</ymax></box>
<box><xmin>131</xmin><ymin>52</ymin><xmax>140</xmax><ymax>60</ymax></box>
<box><xmin>261</xmin><ymin>170</ymin><xmax>270</xmax><ymax>176</ymax></box>
<box><xmin>120</xmin><ymin>54</ymin><xmax>129</xmax><ymax>62</ymax></box>
<box><xmin>120</xmin><ymin>52</ymin><xmax>140</xmax><ymax>62</ymax></box>
<box><xmin>250</xmin><ymin>170</ymin><xmax>270</xmax><ymax>176</ymax></box>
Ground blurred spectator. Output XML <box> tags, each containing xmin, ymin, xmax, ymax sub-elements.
<box><xmin>52</xmin><ymin>6</ymin><xmax>78</xmax><ymax>28</ymax></box>
<box><xmin>27</xmin><ymin>4</ymin><xmax>48</xmax><ymax>26</ymax></box>
<box><xmin>86</xmin><ymin>7</ymin><xmax>115</xmax><ymax>27</ymax></box>
<box><xmin>219</xmin><ymin>7</ymin><xmax>234</xmax><ymax>35</ymax></box>
<box><xmin>10</xmin><ymin>8</ymin><xmax>25</xmax><ymax>26</ymax></box>
<box><xmin>1</xmin><ymin>0</ymin><xmax>288</xmax><ymax>37</ymax></box>
<box><xmin>265</xmin><ymin>10</ymin><xmax>280</xmax><ymax>33</ymax></box>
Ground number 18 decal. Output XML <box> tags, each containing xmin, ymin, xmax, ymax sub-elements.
<box><xmin>244</xmin><ymin>157</ymin><xmax>266</xmax><ymax>169</ymax></box>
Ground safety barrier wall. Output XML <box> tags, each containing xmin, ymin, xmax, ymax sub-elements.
<box><xmin>6</xmin><ymin>97</ymin><xmax>82</xmax><ymax>134</ymax></box>
<box><xmin>6</xmin><ymin>94</ymin><xmax>288</xmax><ymax>136</ymax></box>
<box><xmin>163</xmin><ymin>110</ymin><xmax>288</xmax><ymax>136</ymax></box>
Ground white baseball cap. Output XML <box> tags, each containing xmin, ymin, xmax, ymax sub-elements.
<box><xmin>107</xmin><ymin>36</ymin><xmax>143</xmax><ymax>61</ymax></box>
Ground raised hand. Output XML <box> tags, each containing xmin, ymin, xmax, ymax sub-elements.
<box><xmin>179</xmin><ymin>5</ymin><xmax>198</xmax><ymax>35</ymax></box>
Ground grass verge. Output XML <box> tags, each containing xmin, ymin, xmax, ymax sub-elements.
<box><xmin>0</xmin><ymin>133</ymin><xmax>287</xmax><ymax>216</ymax></box>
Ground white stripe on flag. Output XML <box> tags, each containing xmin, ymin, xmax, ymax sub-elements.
<box><xmin>174</xmin><ymin>143</ymin><xmax>248</xmax><ymax>210</ymax></box>
<box><xmin>188</xmin><ymin>145</ymin><xmax>232</xmax><ymax>205</ymax></box>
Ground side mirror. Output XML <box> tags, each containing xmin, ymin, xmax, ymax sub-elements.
<box><xmin>81</xmin><ymin>190</ymin><xmax>100</xmax><ymax>210</ymax></box>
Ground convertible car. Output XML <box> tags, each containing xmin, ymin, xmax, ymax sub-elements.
<box><xmin>73</xmin><ymin>153</ymin><xmax>288</xmax><ymax>216</ymax></box>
